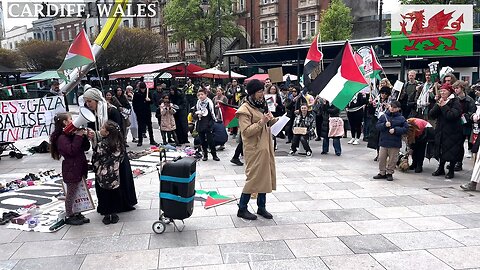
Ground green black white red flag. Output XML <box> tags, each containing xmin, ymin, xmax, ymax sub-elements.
<box><xmin>218</xmin><ymin>102</ymin><xmax>239</xmax><ymax>128</ymax></box>
<box><xmin>370</xmin><ymin>46</ymin><xmax>383</xmax><ymax>80</ymax></box>
<box><xmin>391</xmin><ymin>5</ymin><xmax>473</xmax><ymax>56</ymax></box>
<box><xmin>309</xmin><ymin>41</ymin><xmax>368</xmax><ymax>110</ymax></box>
<box><xmin>302</xmin><ymin>34</ymin><xmax>323</xmax><ymax>89</ymax></box>
<box><xmin>57</xmin><ymin>29</ymin><xmax>95</xmax><ymax>81</ymax></box>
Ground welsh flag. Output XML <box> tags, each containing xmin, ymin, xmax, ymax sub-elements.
<box><xmin>58</xmin><ymin>29</ymin><xmax>95</xmax><ymax>81</ymax></box>
<box><xmin>309</xmin><ymin>41</ymin><xmax>368</xmax><ymax>110</ymax></box>
<box><xmin>370</xmin><ymin>46</ymin><xmax>383</xmax><ymax>80</ymax></box>
<box><xmin>302</xmin><ymin>34</ymin><xmax>323</xmax><ymax>90</ymax></box>
<box><xmin>195</xmin><ymin>190</ymin><xmax>236</xmax><ymax>209</ymax></box>
<box><xmin>218</xmin><ymin>102</ymin><xmax>238</xmax><ymax>128</ymax></box>
<box><xmin>391</xmin><ymin>5</ymin><xmax>473</xmax><ymax>56</ymax></box>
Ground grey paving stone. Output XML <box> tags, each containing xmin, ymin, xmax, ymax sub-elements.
<box><xmin>372</xmin><ymin>196</ymin><xmax>424</xmax><ymax>207</ymax></box>
<box><xmin>371</xmin><ymin>250</ymin><xmax>453</xmax><ymax>270</ymax></box>
<box><xmin>149</xmin><ymin>230</ymin><xmax>198</xmax><ymax>249</ymax></box>
<box><xmin>402</xmin><ymin>216</ymin><xmax>465</xmax><ymax>231</ymax></box>
<box><xmin>184</xmin><ymin>263</ymin><xmax>250</xmax><ymax>270</ymax></box>
<box><xmin>257</xmin><ymin>224</ymin><xmax>316</xmax><ymax>241</ymax></box>
<box><xmin>412</xmin><ymin>194</ymin><xmax>472</xmax><ymax>205</ymax></box>
<box><xmin>442</xmin><ymin>228</ymin><xmax>480</xmax><ymax>245</ymax></box>
<box><xmin>445</xmin><ymin>213</ymin><xmax>480</xmax><ymax>228</ymax></box>
<box><xmin>0</xmin><ymin>260</ymin><xmax>18</xmax><ymax>270</ymax></box>
<box><xmin>307</xmin><ymin>222</ymin><xmax>359</xmax><ymax>237</ymax></box>
<box><xmin>249</xmin><ymin>257</ymin><xmax>329</xmax><ymax>270</ymax></box>
<box><xmin>272</xmin><ymin>192</ymin><xmax>312</xmax><ymax>202</ymax></box>
<box><xmin>339</xmin><ymin>235</ymin><xmax>401</xmax><ymax>254</ymax></box>
<box><xmin>292</xmin><ymin>200</ymin><xmax>341</xmax><ymax>211</ymax></box>
<box><xmin>458</xmin><ymin>203</ymin><xmax>480</xmax><ymax>213</ymax></box>
<box><xmin>220</xmin><ymin>240</ymin><xmax>294</xmax><ymax>264</ymax></box>
<box><xmin>13</xmin><ymin>255</ymin><xmax>85</xmax><ymax>270</ymax></box>
<box><xmin>334</xmin><ymin>198</ymin><xmax>385</xmax><ymax>209</ymax></box>
<box><xmin>0</xmin><ymin>229</ymin><xmax>21</xmax><ymax>244</ymax></box>
<box><xmin>325</xmin><ymin>182</ymin><xmax>363</xmax><ymax>190</ymax></box>
<box><xmin>323</xmin><ymin>209</ymin><xmax>378</xmax><ymax>222</ymax></box>
<box><xmin>366</xmin><ymin>206</ymin><xmax>422</xmax><ymax>219</ymax></box>
<box><xmin>197</xmin><ymin>227</ymin><xmax>262</xmax><ymax>245</ymax></box>
<box><xmin>116</xmin><ymin>208</ymin><xmax>160</xmax><ymax>222</ymax></box>
<box><xmin>76</xmin><ymin>234</ymin><xmax>150</xmax><ymax>255</ymax></box>
<box><xmin>80</xmin><ymin>249</ymin><xmax>158</xmax><ymax>270</ymax></box>
<box><xmin>158</xmin><ymin>245</ymin><xmax>222</xmax><ymax>268</ymax></box>
<box><xmin>62</xmin><ymin>222</ymin><xmax>123</xmax><ymax>239</ymax></box>
<box><xmin>306</xmin><ymin>190</ymin><xmax>357</xmax><ymax>200</ymax></box>
<box><xmin>121</xmin><ymin>220</ymin><xmax>158</xmax><ymax>235</ymax></box>
<box><xmin>408</xmin><ymin>204</ymin><xmax>471</xmax><ymax>217</ymax></box>
<box><xmin>12</xmin><ymin>228</ymin><xmax>69</xmax><ymax>243</ymax></box>
<box><xmin>10</xmin><ymin>239</ymin><xmax>81</xmax><ymax>260</ymax></box>
<box><xmin>347</xmin><ymin>219</ymin><xmax>417</xmax><ymax>234</ymax></box>
<box><xmin>383</xmin><ymin>231</ymin><xmax>463</xmax><ymax>250</ymax></box>
<box><xmin>286</xmin><ymin>237</ymin><xmax>353</xmax><ymax>257</ymax></box>
<box><xmin>303</xmin><ymin>176</ymin><xmax>340</xmax><ymax>183</ymax></box>
<box><xmin>429</xmin><ymin>246</ymin><xmax>480</xmax><ymax>269</ymax></box>
<box><xmin>250</xmin><ymin>202</ymin><xmax>299</xmax><ymax>213</ymax></box>
<box><xmin>272</xmin><ymin>211</ymin><xmax>331</xmax><ymax>225</ymax></box>
<box><xmin>350</xmin><ymin>188</ymin><xmax>396</xmax><ymax>198</ymax></box>
<box><xmin>383</xmin><ymin>187</ymin><xmax>433</xmax><ymax>196</ymax></box>
<box><xmin>283</xmin><ymin>183</ymin><xmax>330</xmax><ymax>192</ymax></box>
<box><xmin>182</xmin><ymin>216</ymin><xmax>235</xmax><ymax>231</ymax></box>
<box><xmin>322</xmin><ymin>254</ymin><xmax>386</xmax><ymax>270</ymax></box>
<box><xmin>0</xmin><ymin>243</ymin><xmax>22</xmax><ymax>261</ymax></box>
<box><xmin>230</xmin><ymin>216</ymin><xmax>277</xmax><ymax>228</ymax></box>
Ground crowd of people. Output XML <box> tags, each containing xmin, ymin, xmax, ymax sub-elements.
<box><xmin>48</xmin><ymin>68</ymin><xmax>480</xmax><ymax>223</ymax></box>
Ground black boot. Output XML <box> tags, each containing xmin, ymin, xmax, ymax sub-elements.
<box><xmin>432</xmin><ymin>167</ymin><xmax>445</xmax><ymax>176</ymax></box>
<box><xmin>212</xmin><ymin>151</ymin><xmax>220</xmax><ymax>161</ymax></box>
<box><xmin>257</xmin><ymin>207</ymin><xmax>273</xmax><ymax>219</ymax></box>
<box><xmin>202</xmin><ymin>152</ymin><xmax>208</xmax><ymax>161</ymax></box>
<box><xmin>237</xmin><ymin>208</ymin><xmax>257</xmax><ymax>220</ymax></box>
<box><xmin>445</xmin><ymin>167</ymin><xmax>454</xmax><ymax>179</ymax></box>
<box><xmin>454</xmin><ymin>162</ymin><xmax>463</xmax><ymax>171</ymax></box>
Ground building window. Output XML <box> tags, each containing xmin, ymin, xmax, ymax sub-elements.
<box><xmin>260</xmin><ymin>20</ymin><xmax>277</xmax><ymax>43</ymax></box>
<box><xmin>187</xmin><ymin>40</ymin><xmax>196</xmax><ymax>51</ymax></box>
<box><xmin>75</xmin><ymin>25</ymin><xmax>80</xmax><ymax>35</ymax></box>
<box><xmin>261</xmin><ymin>0</ymin><xmax>276</xmax><ymax>4</ymax></box>
<box><xmin>299</xmin><ymin>14</ymin><xmax>316</xmax><ymax>39</ymax></box>
<box><xmin>89</xmin><ymin>26</ymin><xmax>95</xmax><ymax>39</ymax></box>
<box><xmin>123</xmin><ymin>20</ymin><xmax>130</xmax><ymax>27</ymax></box>
<box><xmin>168</xmin><ymin>40</ymin><xmax>178</xmax><ymax>53</ymax></box>
<box><xmin>68</xmin><ymin>30</ymin><xmax>73</xmax><ymax>40</ymax></box>
<box><xmin>61</xmin><ymin>31</ymin><xmax>66</xmax><ymax>41</ymax></box>
<box><xmin>238</xmin><ymin>0</ymin><xmax>245</xmax><ymax>11</ymax></box>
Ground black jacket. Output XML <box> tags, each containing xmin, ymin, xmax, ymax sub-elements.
<box><xmin>132</xmin><ymin>90</ymin><xmax>152</xmax><ymax>119</ymax></box>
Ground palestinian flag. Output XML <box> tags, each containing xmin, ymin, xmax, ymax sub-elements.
<box><xmin>58</xmin><ymin>29</ymin><xmax>95</xmax><ymax>81</ymax></box>
<box><xmin>370</xmin><ymin>46</ymin><xmax>383</xmax><ymax>80</ymax></box>
<box><xmin>354</xmin><ymin>52</ymin><xmax>365</xmax><ymax>75</ymax></box>
<box><xmin>302</xmin><ymin>34</ymin><xmax>323</xmax><ymax>90</ymax></box>
<box><xmin>218</xmin><ymin>102</ymin><xmax>238</xmax><ymax>128</ymax></box>
<box><xmin>21</xmin><ymin>84</ymin><xmax>28</xmax><ymax>93</ymax></box>
<box><xmin>195</xmin><ymin>190</ymin><xmax>236</xmax><ymax>209</ymax></box>
<box><xmin>391</xmin><ymin>5</ymin><xmax>473</xmax><ymax>56</ymax></box>
<box><xmin>309</xmin><ymin>41</ymin><xmax>368</xmax><ymax>110</ymax></box>
<box><xmin>5</xmin><ymin>86</ymin><xmax>12</xmax><ymax>96</ymax></box>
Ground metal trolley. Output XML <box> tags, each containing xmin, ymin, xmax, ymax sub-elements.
<box><xmin>152</xmin><ymin>149</ymin><xmax>196</xmax><ymax>234</ymax></box>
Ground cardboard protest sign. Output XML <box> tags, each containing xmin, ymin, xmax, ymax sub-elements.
<box><xmin>0</xmin><ymin>96</ymin><xmax>66</xmax><ymax>142</ymax></box>
<box><xmin>62</xmin><ymin>178</ymin><xmax>95</xmax><ymax>213</ymax></box>
<box><xmin>268</xmin><ymin>67</ymin><xmax>283</xmax><ymax>83</ymax></box>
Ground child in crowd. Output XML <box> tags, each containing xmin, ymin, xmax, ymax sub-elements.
<box><xmin>290</xmin><ymin>104</ymin><xmax>316</xmax><ymax>156</ymax></box>
<box><xmin>373</xmin><ymin>101</ymin><xmax>408</xmax><ymax>181</ymax></box>
<box><xmin>91</xmin><ymin>120</ymin><xmax>125</xmax><ymax>225</ymax></box>
<box><xmin>194</xmin><ymin>89</ymin><xmax>220</xmax><ymax>161</ymax></box>
<box><xmin>159</xmin><ymin>95</ymin><xmax>178</xmax><ymax>145</ymax></box>
<box><xmin>50</xmin><ymin>113</ymin><xmax>90</xmax><ymax>226</ymax></box>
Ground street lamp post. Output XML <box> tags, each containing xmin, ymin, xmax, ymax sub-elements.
<box><xmin>378</xmin><ymin>0</ymin><xmax>383</xmax><ymax>37</ymax></box>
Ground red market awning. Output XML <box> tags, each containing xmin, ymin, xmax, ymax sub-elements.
<box><xmin>244</xmin><ymin>73</ymin><xmax>269</xmax><ymax>83</ymax></box>
<box><xmin>108</xmin><ymin>62</ymin><xmax>205</xmax><ymax>79</ymax></box>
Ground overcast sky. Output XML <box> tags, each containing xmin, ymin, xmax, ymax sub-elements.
<box><xmin>2</xmin><ymin>0</ymin><xmax>401</xmax><ymax>32</ymax></box>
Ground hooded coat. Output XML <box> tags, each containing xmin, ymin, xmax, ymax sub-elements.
<box><xmin>236</xmin><ymin>102</ymin><xmax>278</xmax><ymax>193</ymax></box>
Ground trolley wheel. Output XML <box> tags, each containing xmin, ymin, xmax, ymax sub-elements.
<box><xmin>15</xmin><ymin>153</ymin><xmax>23</xmax><ymax>159</ymax></box>
<box><xmin>164</xmin><ymin>218</ymin><xmax>171</xmax><ymax>225</ymax></box>
<box><xmin>152</xmin><ymin>220</ymin><xmax>166</xmax><ymax>234</ymax></box>
<box><xmin>9</xmin><ymin>151</ymin><xmax>15</xmax><ymax>157</ymax></box>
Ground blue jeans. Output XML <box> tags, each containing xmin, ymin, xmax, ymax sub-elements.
<box><xmin>238</xmin><ymin>193</ymin><xmax>266</xmax><ymax>210</ymax></box>
<box><xmin>322</xmin><ymin>137</ymin><xmax>342</xmax><ymax>155</ymax></box>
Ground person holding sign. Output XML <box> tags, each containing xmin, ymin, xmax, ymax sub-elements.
<box><xmin>235</xmin><ymin>79</ymin><xmax>278</xmax><ymax>220</ymax></box>
<box><xmin>289</xmin><ymin>104</ymin><xmax>315</xmax><ymax>156</ymax></box>
<box><xmin>50</xmin><ymin>113</ymin><xmax>90</xmax><ymax>225</ymax></box>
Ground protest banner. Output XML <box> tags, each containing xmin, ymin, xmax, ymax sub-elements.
<box><xmin>0</xmin><ymin>96</ymin><xmax>66</xmax><ymax>142</ymax></box>
<box><xmin>62</xmin><ymin>178</ymin><xmax>95</xmax><ymax>213</ymax></box>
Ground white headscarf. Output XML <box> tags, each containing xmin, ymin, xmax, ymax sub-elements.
<box><xmin>83</xmin><ymin>88</ymin><xmax>108</xmax><ymax>129</ymax></box>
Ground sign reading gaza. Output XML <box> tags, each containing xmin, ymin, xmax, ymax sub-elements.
<box><xmin>0</xmin><ymin>96</ymin><xmax>66</xmax><ymax>142</ymax></box>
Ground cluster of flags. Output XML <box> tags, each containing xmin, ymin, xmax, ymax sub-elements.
<box><xmin>1</xmin><ymin>83</ymin><xmax>38</xmax><ymax>97</ymax></box>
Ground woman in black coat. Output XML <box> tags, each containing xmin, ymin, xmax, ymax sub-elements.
<box><xmin>84</xmin><ymin>88</ymin><xmax>137</xmax><ymax>219</ymax></box>
<box><xmin>429</xmin><ymin>83</ymin><xmax>464</xmax><ymax>179</ymax></box>
<box><xmin>170</xmin><ymin>87</ymin><xmax>190</xmax><ymax>144</ymax></box>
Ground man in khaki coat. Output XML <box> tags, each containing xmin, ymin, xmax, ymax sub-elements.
<box><xmin>236</xmin><ymin>79</ymin><xmax>278</xmax><ymax>220</ymax></box>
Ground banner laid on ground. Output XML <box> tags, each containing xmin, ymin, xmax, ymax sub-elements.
<box><xmin>0</xmin><ymin>96</ymin><xmax>66</xmax><ymax>142</ymax></box>
<box><xmin>391</xmin><ymin>5</ymin><xmax>473</xmax><ymax>56</ymax></box>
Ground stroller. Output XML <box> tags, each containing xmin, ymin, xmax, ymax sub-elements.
<box><xmin>152</xmin><ymin>149</ymin><xmax>196</xmax><ymax>234</ymax></box>
<box><xmin>0</xmin><ymin>142</ymin><xmax>24</xmax><ymax>160</ymax></box>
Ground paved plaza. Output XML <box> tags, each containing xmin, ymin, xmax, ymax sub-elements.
<box><xmin>1</xmin><ymin>120</ymin><xmax>480</xmax><ymax>270</ymax></box>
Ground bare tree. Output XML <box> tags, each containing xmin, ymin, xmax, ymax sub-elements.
<box><xmin>0</xmin><ymin>48</ymin><xmax>22</xmax><ymax>68</ymax></box>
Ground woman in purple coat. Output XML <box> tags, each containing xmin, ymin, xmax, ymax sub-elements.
<box><xmin>50</xmin><ymin>113</ymin><xmax>91</xmax><ymax>225</ymax></box>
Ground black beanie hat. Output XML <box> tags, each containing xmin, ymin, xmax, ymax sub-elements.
<box><xmin>379</xmin><ymin>86</ymin><xmax>391</xmax><ymax>96</ymax></box>
<box><xmin>246</xmin><ymin>79</ymin><xmax>264</xmax><ymax>96</ymax></box>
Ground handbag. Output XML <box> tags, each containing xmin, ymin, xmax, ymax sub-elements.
<box><xmin>293</xmin><ymin>127</ymin><xmax>307</xmax><ymax>135</ymax></box>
